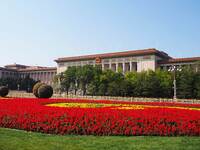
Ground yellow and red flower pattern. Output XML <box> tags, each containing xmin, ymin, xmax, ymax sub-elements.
<box><xmin>0</xmin><ymin>98</ymin><xmax>200</xmax><ymax>136</ymax></box>
<box><xmin>46</xmin><ymin>102</ymin><xmax>200</xmax><ymax>111</ymax></box>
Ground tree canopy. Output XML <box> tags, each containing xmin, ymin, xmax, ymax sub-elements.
<box><xmin>53</xmin><ymin>65</ymin><xmax>200</xmax><ymax>99</ymax></box>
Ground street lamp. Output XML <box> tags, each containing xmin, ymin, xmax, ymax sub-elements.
<box><xmin>168</xmin><ymin>65</ymin><xmax>182</xmax><ymax>100</ymax></box>
<box><xmin>17</xmin><ymin>84</ymin><xmax>20</xmax><ymax>91</ymax></box>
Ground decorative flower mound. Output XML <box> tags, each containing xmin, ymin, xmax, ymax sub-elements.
<box><xmin>33</xmin><ymin>82</ymin><xmax>53</xmax><ymax>98</ymax></box>
<box><xmin>0</xmin><ymin>86</ymin><xmax>9</xmax><ymax>97</ymax></box>
<box><xmin>0</xmin><ymin>98</ymin><xmax>200</xmax><ymax>136</ymax></box>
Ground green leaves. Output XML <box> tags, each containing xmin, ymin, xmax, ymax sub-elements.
<box><xmin>55</xmin><ymin>65</ymin><xmax>200</xmax><ymax>99</ymax></box>
<box><xmin>176</xmin><ymin>67</ymin><xmax>195</xmax><ymax>99</ymax></box>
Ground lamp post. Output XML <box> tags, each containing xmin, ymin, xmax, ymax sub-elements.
<box><xmin>168</xmin><ymin>65</ymin><xmax>182</xmax><ymax>100</ymax></box>
<box><xmin>173</xmin><ymin>68</ymin><xmax>177</xmax><ymax>100</ymax></box>
<box><xmin>17</xmin><ymin>84</ymin><xmax>20</xmax><ymax>91</ymax></box>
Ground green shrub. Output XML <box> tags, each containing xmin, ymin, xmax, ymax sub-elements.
<box><xmin>38</xmin><ymin>85</ymin><xmax>53</xmax><ymax>98</ymax></box>
<box><xmin>32</xmin><ymin>82</ymin><xmax>45</xmax><ymax>98</ymax></box>
<box><xmin>0</xmin><ymin>86</ymin><xmax>9</xmax><ymax>97</ymax></box>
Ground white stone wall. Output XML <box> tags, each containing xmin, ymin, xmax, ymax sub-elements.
<box><xmin>136</xmin><ymin>55</ymin><xmax>156</xmax><ymax>72</ymax></box>
<box><xmin>137</xmin><ymin>60</ymin><xmax>156</xmax><ymax>72</ymax></box>
<box><xmin>56</xmin><ymin>55</ymin><xmax>157</xmax><ymax>73</ymax></box>
<box><xmin>57</xmin><ymin>66</ymin><xmax>68</xmax><ymax>74</ymax></box>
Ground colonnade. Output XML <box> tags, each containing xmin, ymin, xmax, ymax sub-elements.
<box><xmin>101</xmin><ymin>61</ymin><xmax>137</xmax><ymax>72</ymax></box>
<box><xmin>20</xmin><ymin>71</ymin><xmax>56</xmax><ymax>84</ymax></box>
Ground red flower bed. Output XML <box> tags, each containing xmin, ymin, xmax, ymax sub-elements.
<box><xmin>0</xmin><ymin>98</ymin><xmax>200</xmax><ymax>136</ymax></box>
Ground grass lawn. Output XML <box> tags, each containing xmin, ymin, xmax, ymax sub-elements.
<box><xmin>0</xmin><ymin>128</ymin><xmax>200</xmax><ymax>150</ymax></box>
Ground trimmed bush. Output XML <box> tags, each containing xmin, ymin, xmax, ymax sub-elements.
<box><xmin>38</xmin><ymin>85</ymin><xmax>53</xmax><ymax>98</ymax></box>
<box><xmin>0</xmin><ymin>86</ymin><xmax>9</xmax><ymax>97</ymax></box>
<box><xmin>32</xmin><ymin>82</ymin><xmax>45</xmax><ymax>98</ymax></box>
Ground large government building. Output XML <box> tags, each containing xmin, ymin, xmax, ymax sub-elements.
<box><xmin>55</xmin><ymin>48</ymin><xmax>200</xmax><ymax>73</ymax></box>
<box><xmin>0</xmin><ymin>64</ymin><xmax>56</xmax><ymax>85</ymax></box>
<box><xmin>0</xmin><ymin>48</ymin><xmax>200</xmax><ymax>84</ymax></box>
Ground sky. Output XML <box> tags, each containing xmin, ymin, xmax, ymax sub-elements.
<box><xmin>0</xmin><ymin>0</ymin><xmax>200</xmax><ymax>67</ymax></box>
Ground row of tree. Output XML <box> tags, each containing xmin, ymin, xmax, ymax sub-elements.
<box><xmin>54</xmin><ymin>65</ymin><xmax>200</xmax><ymax>99</ymax></box>
<box><xmin>0</xmin><ymin>76</ymin><xmax>37</xmax><ymax>92</ymax></box>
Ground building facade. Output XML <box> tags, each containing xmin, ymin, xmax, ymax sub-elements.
<box><xmin>55</xmin><ymin>48</ymin><xmax>200</xmax><ymax>74</ymax></box>
<box><xmin>55</xmin><ymin>48</ymin><xmax>171</xmax><ymax>73</ymax></box>
<box><xmin>0</xmin><ymin>64</ymin><xmax>56</xmax><ymax>85</ymax></box>
<box><xmin>159</xmin><ymin>57</ymin><xmax>200</xmax><ymax>71</ymax></box>
<box><xmin>1</xmin><ymin>48</ymin><xmax>200</xmax><ymax>84</ymax></box>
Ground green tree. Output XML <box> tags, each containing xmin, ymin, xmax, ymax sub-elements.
<box><xmin>107</xmin><ymin>72</ymin><xmax>124</xmax><ymax>96</ymax></box>
<box><xmin>155</xmin><ymin>69</ymin><xmax>173</xmax><ymax>98</ymax></box>
<box><xmin>55</xmin><ymin>65</ymin><xmax>199</xmax><ymax>99</ymax></box>
<box><xmin>125</xmin><ymin>72</ymin><xmax>138</xmax><ymax>96</ymax></box>
<box><xmin>65</xmin><ymin>66</ymin><xmax>80</xmax><ymax>95</ymax></box>
<box><xmin>128</xmin><ymin>70</ymin><xmax>170</xmax><ymax>98</ymax></box>
<box><xmin>20</xmin><ymin>75</ymin><xmax>36</xmax><ymax>92</ymax></box>
<box><xmin>61</xmin><ymin>77</ymin><xmax>70</xmax><ymax>95</ymax></box>
<box><xmin>54</xmin><ymin>73</ymin><xmax>71</xmax><ymax>94</ymax></box>
<box><xmin>97</xmin><ymin>70</ymin><xmax>124</xmax><ymax>96</ymax></box>
<box><xmin>133</xmin><ymin>71</ymin><xmax>148</xmax><ymax>97</ymax></box>
<box><xmin>87</xmin><ymin>66</ymin><xmax>102</xmax><ymax>96</ymax></box>
<box><xmin>176</xmin><ymin>67</ymin><xmax>195</xmax><ymax>99</ymax></box>
<box><xmin>0</xmin><ymin>76</ymin><xmax>36</xmax><ymax>92</ymax></box>
<box><xmin>77</xmin><ymin>65</ymin><xmax>95</xmax><ymax>95</ymax></box>
<box><xmin>144</xmin><ymin>71</ymin><xmax>160</xmax><ymax>97</ymax></box>
<box><xmin>98</xmin><ymin>70</ymin><xmax>115</xmax><ymax>96</ymax></box>
<box><xmin>193</xmin><ymin>72</ymin><xmax>200</xmax><ymax>99</ymax></box>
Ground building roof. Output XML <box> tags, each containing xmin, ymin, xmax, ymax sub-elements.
<box><xmin>18</xmin><ymin>67</ymin><xmax>57</xmax><ymax>72</ymax></box>
<box><xmin>0</xmin><ymin>67</ymin><xmax>17</xmax><ymax>72</ymax></box>
<box><xmin>1</xmin><ymin>64</ymin><xmax>56</xmax><ymax>73</ymax></box>
<box><xmin>159</xmin><ymin>57</ymin><xmax>200</xmax><ymax>64</ymax></box>
<box><xmin>4</xmin><ymin>63</ymin><xmax>29</xmax><ymax>67</ymax></box>
<box><xmin>4</xmin><ymin>64</ymin><xmax>30</xmax><ymax>70</ymax></box>
<box><xmin>55</xmin><ymin>48</ymin><xmax>171</xmax><ymax>62</ymax></box>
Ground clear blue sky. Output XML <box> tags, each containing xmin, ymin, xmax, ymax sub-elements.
<box><xmin>0</xmin><ymin>0</ymin><xmax>200</xmax><ymax>67</ymax></box>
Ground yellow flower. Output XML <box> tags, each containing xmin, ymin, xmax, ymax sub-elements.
<box><xmin>46</xmin><ymin>102</ymin><xmax>200</xmax><ymax>111</ymax></box>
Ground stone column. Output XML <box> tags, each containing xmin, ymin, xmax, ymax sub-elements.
<box><xmin>35</xmin><ymin>73</ymin><xmax>38</xmax><ymax>81</ymax></box>
<box><xmin>116</xmin><ymin>63</ymin><xmax>118</xmax><ymax>72</ymax></box>
<box><xmin>40</xmin><ymin>72</ymin><xmax>42</xmax><ymax>82</ymax></box>
<box><xmin>122</xmin><ymin>62</ymin><xmax>125</xmax><ymax>73</ymax></box>
<box><xmin>44</xmin><ymin>72</ymin><xmax>47</xmax><ymax>83</ymax></box>
<box><xmin>35</xmin><ymin>72</ymin><xmax>38</xmax><ymax>81</ymax></box>
<box><xmin>196</xmin><ymin>64</ymin><xmax>198</xmax><ymax>72</ymax></box>
<box><xmin>46</xmin><ymin>72</ymin><xmax>48</xmax><ymax>83</ymax></box>
<box><xmin>109</xmin><ymin>60</ymin><xmax>112</xmax><ymax>69</ymax></box>
<box><xmin>47</xmin><ymin>72</ymin><xmax>50</xmax><ymax>83</ymax></box>
<box><xmin>102</xmin><ymin>63</ymin><xmax>104</xmax><ymax>71</ymax></box>
<box><xmin>130</xmin><ymin>61</ymin><xmax>132</xmax><ymax>72</ymax></box>
<box><xmin>32</xmin><ymin>73</ymin><xmax>34</xmax><ymax>80</ymax></box>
